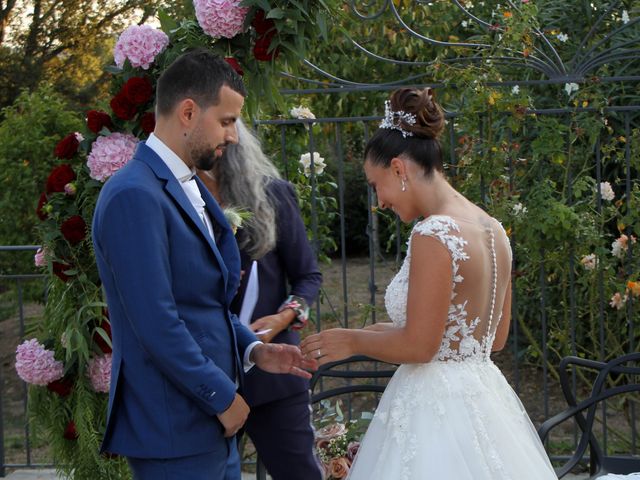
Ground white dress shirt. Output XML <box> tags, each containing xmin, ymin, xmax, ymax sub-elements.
<box><xmin>146</xmin><ymin>133</ymin><xmax>215</xmax><ymax>241</ymax></box>
<box><xmin>145</xmin><ymin>134</ymin><xmax>260</xmax><ymax>373</ymax></box>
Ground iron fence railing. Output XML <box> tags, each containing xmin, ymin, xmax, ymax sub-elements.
<box><xmin>1</xmin><ymin>103</ymin><xmax>638</xmax><ymax>477</ymax></box>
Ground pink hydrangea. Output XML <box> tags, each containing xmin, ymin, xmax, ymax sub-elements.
<box><xmin>34</xmin><ymin>247</ymin><xmax>47</xmax><ymax>267</ymax></box>
<box><xmin>114</xmin><ymin>25</ymin><xmax>169</xmax><ymax>70</ymax></box>
<box><xmin>87</xmin><ymin>354</ymin><xmax>112</xmax><ymax>393</ymax></box>
<box><xmin>87</xmin><ymin>133</ymin><xmax>138</xmax><ymax>182</ymax></box>
<box><xmin>194</xmin><ymin>0</ymin><xmax>248</xmax><ymax>39</ymax></box>
<box><xmin>15</xmin><ymin>339</ymin><xmax>64</xmax><ymax>386</ymax></box>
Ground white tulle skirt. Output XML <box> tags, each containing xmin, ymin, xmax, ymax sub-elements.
<box><xmin>347</xmin><ymin>360</ymin><xmax>558</xmax><ymax>480</ymax></box>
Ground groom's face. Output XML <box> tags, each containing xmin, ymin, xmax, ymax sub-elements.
<box><xmin>189</xmin><ymin>85</ymin><xmax>244</xmax><ymax>171</ymax></box>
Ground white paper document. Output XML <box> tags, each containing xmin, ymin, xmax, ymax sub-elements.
<box><xmin>238</xmin><ymin>260</ymin><xmax>259</xmax><ymax>327</ymax></box>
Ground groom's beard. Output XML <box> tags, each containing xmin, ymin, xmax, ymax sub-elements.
<box><xmin>192</xmin><ymin>146</ymin><xmax>217</xmax><ymax>171</ymax></box>
<box><xmin>191</xmin><ymin>143</ymin><xmax>229</xmax><ymax>171</ymax></box>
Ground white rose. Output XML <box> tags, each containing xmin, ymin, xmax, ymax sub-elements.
<box><xmin>565</xmin><ymin>83</ymin><xmax>579</xmax><ymax>95</ymax></box>
<box><xmin>290</xmin><ymin>106</ymin><xmax>316</xmax><ymax>120</ymax></box>
<box><xmin>599</xmin><ymin>181</ymin><xmax>615</xmax><ymax>201</ymax></box>
<box><xmin>580</xmin><ymin>254</ymin><xmax>597</xmax><ymax>271</ymax></box>
<box><xmin>512</xmin><ymin>202</ymin><xmax>527</xmax><ymax>216</ymax></box>
<box><xmin>299</xmin><ymin>152</ymin><xmax>326</xmax><ymax>176</ymax></box>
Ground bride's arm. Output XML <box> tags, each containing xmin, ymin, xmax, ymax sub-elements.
<box><xmin>363</xmin><ymin>322</ymin><xmax>395</xmax><ymax>332</ymax></box>
<box><xmin>301</xmin><ymin>235</ymin><xmax>451</xmax><ymax>365</ymax></box>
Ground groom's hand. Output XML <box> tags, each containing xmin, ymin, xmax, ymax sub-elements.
<box><xmin>251</xmin><ymin>343</ymin><xmax>318</xmax><ymax>378</ymax></box>
<box><xmin>217</xmin><ymin>393</ymin><xmax>249</xmax><ymax>437</ymax></box>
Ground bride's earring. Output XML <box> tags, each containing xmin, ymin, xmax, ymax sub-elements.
<box><xmin>401</xmin><ymin>177</ymin><xmax>407</xmax><ymax>192</ymax></box>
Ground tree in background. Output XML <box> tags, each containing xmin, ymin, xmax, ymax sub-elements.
<box><xmin>0</xmin><ymin>0</ymin><xmax>164</xmax><ymax>111</ymax></box>
<box><xmin>0</xmin><ymin>85</ymin><xmax>82</xmax><ymax>272</ymax></box>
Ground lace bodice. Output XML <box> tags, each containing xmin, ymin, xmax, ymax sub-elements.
<box><xmin>384</xmin><ymin>215</ymin><xmax>509</xmax><ymax>362</ymax></box>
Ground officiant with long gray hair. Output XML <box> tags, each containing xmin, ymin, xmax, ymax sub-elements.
<box><xmin>197</xmin><ymin>119</ymin><xmax>323</xmax><ymax>480</ymax></box>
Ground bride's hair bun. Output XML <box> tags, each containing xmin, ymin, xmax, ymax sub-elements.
<box><xmin>390</xmin><ymin>88</ymin><xmax>445</xmax><ymax>140</ymax></box>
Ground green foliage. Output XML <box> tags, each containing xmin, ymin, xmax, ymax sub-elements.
<box><xmin>0</xmin><ymin>85</ymin><xmax>82</xmax><ymax>274</ymax></box>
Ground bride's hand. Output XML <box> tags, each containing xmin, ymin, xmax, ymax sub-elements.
<box><xmin>300</xmin><ymin>328</ymin><xmax>354</xmax><ymax>366</ymax></box>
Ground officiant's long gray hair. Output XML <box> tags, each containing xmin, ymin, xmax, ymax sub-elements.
<box><xmin>209</xmin><ymin>119</ymin><xmax>280</xmax><ymax>259</ymax></box>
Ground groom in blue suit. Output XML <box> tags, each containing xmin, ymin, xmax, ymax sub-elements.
<box><xmin>92</xmin><ymin>49</ymin><xmax>315</xmax><ymax>480</ymax></box>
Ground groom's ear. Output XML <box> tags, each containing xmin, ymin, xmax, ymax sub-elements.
<box><xmin>177</xmin><ymin>98</ymin><xmax>197</xmax><ymax>128</ymax></box>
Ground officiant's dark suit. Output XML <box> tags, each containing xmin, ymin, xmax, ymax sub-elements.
<box><xmin>231</xmin><ymin>179</ymin><xmax>323</xmax><ymax>480</ymax></box>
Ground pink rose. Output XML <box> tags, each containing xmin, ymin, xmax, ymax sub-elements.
<box><xmin>328</xmin><ymin>457</ymin><xmax>350</xmax><ymax>479</ymax></box>
<box><xmin>316</xmin><ymin>423</ymin><xmax>347</xmax><ymax>441</ymax></box>
<box><xmin>346</xmin><ymin>441</ymin><xmax>360</xmax><ymax>462</ymax></box>
<box><xmin>315</xmin><ymin>438</ymin><xmax>330</xmax><ymax>451</ymax></box>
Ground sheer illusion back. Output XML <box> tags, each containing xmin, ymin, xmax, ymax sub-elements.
<box><xmin>384</xmin><ymin>214</ymin><xmax>512</xmax><ymax>362</ymax></box>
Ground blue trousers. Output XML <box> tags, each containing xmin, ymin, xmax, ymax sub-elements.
<box><xmin>127</xmin><ymin>437</ymin><xmax>240</xmax><ymax>480</ymax></box>
<box><xmin>244</xmin><ymin>391</ymin><xmax>323</xmax><ymax>480</ymax></box>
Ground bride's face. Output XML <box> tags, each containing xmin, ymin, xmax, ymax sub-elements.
<box><xmin>364</xmin><ymin>159</ymin><xmax>416</xmax><ymax>223</ymax></box>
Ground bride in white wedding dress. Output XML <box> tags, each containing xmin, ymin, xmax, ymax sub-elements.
<box><xmin>301</xmin><ymin>88</ymin><xmax>558</xmax><ymax>479</ymax></box>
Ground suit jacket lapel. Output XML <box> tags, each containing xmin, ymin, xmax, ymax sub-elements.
<box><xmin>196</xmin><ymin>178</ymin><xmax>241</xmax><ymax>305</ymax></box>
<box><xmin>135</xmin><ymin>143</ymin><xmax>230</xmax><ymax>288</ymax></box>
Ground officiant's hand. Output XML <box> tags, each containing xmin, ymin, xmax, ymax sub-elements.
<box><xmin>300</xmin><ymin>328</ymin><xmax>354</xmax><ymax>366</ymax></box>
<box><xmin>217</xmin><ymin>393</ymin><xmax>249</xmax><ymax>437</ymax></box>
<box><xmin>251</xmin><ymin>343</ymin><xmax>317</xmax><ymax>378</ymax></box>
<box><xmin>249</xmin><ymin>310</ymin><xmax>295</xmax><ymax>343</ymax></box>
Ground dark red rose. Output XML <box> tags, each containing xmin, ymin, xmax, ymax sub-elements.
<box><xmin>251</xmin><ymin>9</ymin><xmax>275</xmax><ymax>35</ymax></box>
<box><xmin>36</xmin><ymin>192</ymin><xmax>48</xmax><ymax>220</ymax></box>
<box><xmin>87</xmin><ymin>110</ymin><xmax>113</xmax><ymax>134</ymax></box>
<box><xmin>93</xmin><ymin>319</ymin><xmax>112</xmax><ymax>354</ymax></box>
<box><xmin>46</xmin><ymin>164</ymin><xmax>76</xmax><ymax>194</ymax></box>
<box><xmin>52</xmin><ymin>261</ymin><xmax>72</xmax><ymax>282</ymax></box>
<box><xmin>47</xmin><ymin>377</ymin><xmax>74</xmax><ymax>397</ymax></box>
<box><xmin>123</xmin><ymin>77</ymin><xmax>153</xmax><ymax>106</ymax></box>
<box><xmin>224</xmin><ymin>57</ymin><xmax>244</xmax><ymax>76</ymax></box>
<box><xmin>110</xmin><ymin>92</ymin><xmax>137</xmax><ymax>121</ymax></box>
<box><xmin>54</xmin><ymin>133</ymin><xmax>80</xmax><ymax>159</ymax></box>
<box><xmin>63</xmin><ymin>421</ymin><xmax>79</xmax><ymax>440</ymax></box>
<box><xmin>60</xmin><ymin>215</ymin><xmax>87</xmax><ymax>245</ymax></box>
<box><xmin>254</xmin><ymin>33</ymin><xmax>280</xmax><ymax>62</ymax></box>
<box><xmin>140</xmin><ymin>112</ymin><xmax>155</xmax><ymax>134</ymax></box>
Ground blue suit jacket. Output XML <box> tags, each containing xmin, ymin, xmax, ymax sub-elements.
<box><xmin>92</xmin><ymin>142</ymin><xmax>257</xmax><ymax>459</ymax></box>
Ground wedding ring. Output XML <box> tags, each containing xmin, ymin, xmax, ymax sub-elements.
<box><xmin>317</xmin><ymin>349</ymin><xmax>322</xmax><ymax>358</ymax></box>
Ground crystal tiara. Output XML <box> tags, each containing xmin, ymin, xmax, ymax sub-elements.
<box><xmin>379</xmin><ymin>100</ymin><xmax>417</xmax><ymax>138</ymax></box>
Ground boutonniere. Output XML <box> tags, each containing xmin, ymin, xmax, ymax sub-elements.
<box><xmin>223</xmin><ymin>206</ymin><xmax>252</xmax><ymax>235</ymax></box>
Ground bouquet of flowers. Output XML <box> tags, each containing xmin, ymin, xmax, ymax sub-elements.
<box><xmin>314</xmin><ymin>400</ymin><xmax>372</xmax><ymax>479</ymax></box>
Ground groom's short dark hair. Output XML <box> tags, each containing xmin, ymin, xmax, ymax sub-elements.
<box><xmin>155</xmin><ymin>48</ymin><xmax>247</xmax><ymax>116</ymax></box>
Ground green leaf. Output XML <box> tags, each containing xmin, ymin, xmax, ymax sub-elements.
<box><xmin>103</xmin><ymin>65</ymin><xmax>122</xmax><ymax>75</ymax></box>
<box><xmin>158</xmin><ymin>9</ymin><xmax>178</xmax><ymax>34</ymax></box>
<box><xmin>266</xmin><ymin>8</ymin><xmax>286</xmax><ymax>19</ymax></box>
<box><xmin>287</xmin><ymin>0</ymin><xmax>311</xmax><ymax>19</ymax></box>
<box><xmin>335</xmin><ymin>400</ymin><xmax>344</xmax><ymax>421</ymax></box>
<box><xmin>316</xmin><ymin>12</ymin><xmax>328</xmax><ymax>41</ymax></box>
